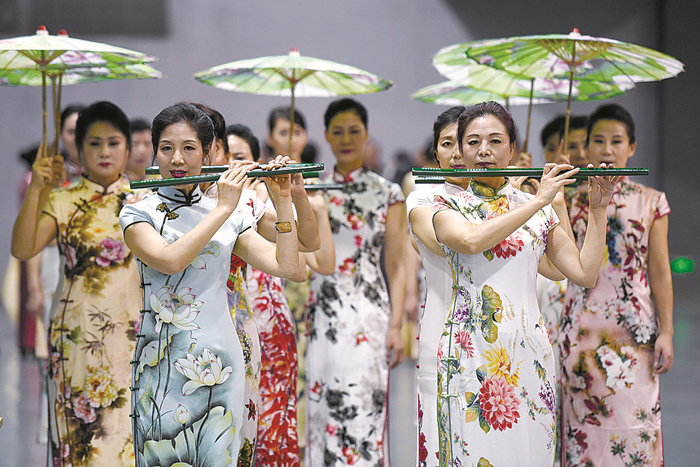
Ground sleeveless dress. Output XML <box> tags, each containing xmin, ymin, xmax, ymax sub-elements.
<box><xmin>120</xmin><ymin>186</ymin><xmax>250</xmax><ymax>467</ymax></box>
<box><xmin>433</xmin><ymin>180</ymin><xmax>559</xmax><ymax>467</ymax></box>
<box><xmin>559</xmin><ymin>178</ymin><xmax>670</xmax><ymax>467</ymax></box>
<box><xmin>305</xmin><ymin>167</ymin><xmax>404</xmax><ymax>466</ymax></box>
<box><xmin>44</xmin><ymin>176</ymin><xmax>143</xmax><ymax>466</ymax></box>
<box><xmin>406</xmin><ymin>182</ymin><xmax>462</xmax><ymax>467</ymax></box>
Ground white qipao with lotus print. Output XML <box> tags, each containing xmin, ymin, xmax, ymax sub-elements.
<box><xmin>432</xmin><ymin>180</ymin><xmax>559</xmax><ymax>467</ymax></box>
<box><xmin>120</xmin><ymin>186</ymin><xmax>251</xmax><ymax>467</ymax></box>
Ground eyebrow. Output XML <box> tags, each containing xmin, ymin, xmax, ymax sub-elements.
<box><xmin>466</xmin><ymin>132</ymin><xmax>505</xmax><ymax>138</ymax></box>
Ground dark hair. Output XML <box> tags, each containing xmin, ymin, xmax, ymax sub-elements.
<box><xmin>19</xmin><ymin>143</ymin><xmax>41</xmax><ymax>169</ymax></box>
<box><xmin>268</xmin><ymin>106</ymin><xmax>306</xmax><ymax>134</ymax></box>
<box><xmin>189</xmin><ymin>103</ymin><xmax>229</xmax><ymax>155</ymax></box>
<box><xmin>457</xmin><ymin>101</ymin><xmax>517</xmax><ymax>154</ymax></box>
<box><xmin>568</xmin><ymin>115</ymin><xmax>588</xmax><ymax>132</ymax></box>
<box><xmin>129</xmin><ymin>118</ymin><xmax>151</xmax><ymax>134</ymax></box>
<box><xmin>587</xmin><ymin>103</ymin><xmax>636</xmax><ymax>145</ymax></box>
<box><xmin>151</xmin><ymin>103</ymin><xmax>215</xmax><ymax>158</ymax></box>
<box><xmin>300</xmin><ymin>141</ymin><xmax>317</xmax><ymax>164</ymax></box>
<box><xmin>432</xmin><ymin>106</ymin><xmax>466</xmax><ymax>162</ymax></box>
<box><xmin>226</xmin><ymin>124</ymin><xmax>261</xmax><ymax>161</ymax></box>
<box><xmin>75</xmin><ymin>101</ymin><xmax>131</xmax><ymax>153</ymax></box>
<box><xmin>324</xmin><ymin>98</ymin><xmax>368</xmax><ymax>130</ymax></box>
<box><xmin>540</xmin><ymin>115</ymin><xmax>565</xmax><ymax>147</ymax></box>
<box><xmin>60</xmin><ymin>104</ymin><xmax>86</xmax><ymax>132</ymax></box>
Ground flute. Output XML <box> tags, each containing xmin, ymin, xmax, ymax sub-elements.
<box><xmin>412</xmin><ymin>167</ymin><xmax>649</xmax><ymax>180</ymax></box>
<box><xmin>131</xmin><ymin>163</ymin><xmax>324</xmax><ymax>190</ymax></box>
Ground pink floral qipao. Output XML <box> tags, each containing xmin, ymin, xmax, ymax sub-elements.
<box><xmin>559</xmin><ymin>178</ymin><xmax>670</xmax><ymax>467</ymax></box>
<box><xmin>305</xmin><ymin>167</ymin><xmax>404</xmax><ymax>466</ymax></box>
<box><xmin>44</xmin><ymin>176</ymin><xmax>144</xmax><ymax>466</ymax></box>
<box><xmin>120</xmin><ymin>186</ymin><xmax>251</xmax><ymax>467</ymax></box>
<box><xmin>433</xmin><ymin>180</ymin><xmax>559</xmax><ymax>467</ymax></box>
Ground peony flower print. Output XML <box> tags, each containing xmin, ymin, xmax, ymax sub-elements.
<box><xmin>150</xmin><ymin>286</ymin><xmax>202</xmax><ymax>334</ymax></box>
<box><xmin>478</xmin><ymin>375</ymin><xmax>521</xmax><ymax>431</ymax></box>
<box><xmin>96</xmin><ymin>237</ymin><xmax>127</xmax><ymax>267</ymax></box>
<box><xmin>491</xmin><ymin>230</ymin><xmax>525</xmax><ymax>260</ymax></box>
<box><xmin>73</xmin><ymin>393</ymin><xmax>97</xmax><ymax>424</ymax></box>
<box><xmin>454</xmin><ymin>329</ymin><xmax>475</xmax><ymax>358</ymax></box>
<box><xmin>174</xmin><ymin>349</ymin><xmax>233</xmax><ymax>396</ymax></box>
<box><xmin>84</xmin><ymin>367</ymin><xmax>119</xmax><ymax>408</ymax></box>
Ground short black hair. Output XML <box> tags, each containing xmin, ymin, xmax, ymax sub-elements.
<box><xmin>268</xmin><ymin>106</ymin><xmax>306</xmax><ymax>134</ymax></box>
<box><xmin>432</xmin><ymin>106</ymin><xmax>466</xmax><ymax>162</ymax></box>
<box><xmin>60</xmin><ymin>104</ymin><xmax>86</xmax><ymax>132</ymax></box>
<box><xmin>324</xmin><ymin>98</ymin><xmax>368</xmax><ymax>130</ymax></box>
<box><xmin>587</xmin><ymin>103</ymin><xmax>636</xmax><ymax>145</ymax></box>
<box><xmin>130</xmin><ymin>118</ymin><xmax>151</xmax><ymax>134</ymax></box>
<box><xmin>540</xmin><ymin>115</ymin><xmax>566</xmax><ymax>147</ymax></box>
<box><xmin>75</xmin><ymin>101</ymin><xmax>131</xmax><ymax>153</ymax></box>
<box><xmin>189</xmin><ymin>103</ymin><xmax>229</xmax><ymax>155</ymax></box>
<box><xmin>226</xmin><ymin>124</ymin><xmax>261</xmax><ymax>161</ymax></box>
<box><xmin>457</xmin><ymin>101</ymin><xmax>517</xmax><ymax>155</ymax></box>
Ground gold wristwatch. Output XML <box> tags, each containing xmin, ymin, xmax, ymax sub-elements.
<box><xmin>274</xmin><ymin>221</ymin><xmax>293</xmax><ymax>233</ymax></box>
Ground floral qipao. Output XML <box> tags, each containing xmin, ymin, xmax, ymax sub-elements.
<box><xmin>559</xmin><ymin>178</ymin><xmax>670</xmax><ymax>467</ymax></box>
<box><xmin>305</xmin><ymin>167</ymin><xmax>404</xmax><ymax>467</ymax></box>
<box><xmin>119</xmin><ymin>186</ymin><xmax>251</xmax><ymax>467</ymax></box>
<box><xmin>432</xmin><ymin>180</ymin><xmax>559</xmax><ymax>467</ymax></box>
<box><xmin>44</xmin><ymin>176</ymin><xmax>144</xmax><ymax>466</ymax></box>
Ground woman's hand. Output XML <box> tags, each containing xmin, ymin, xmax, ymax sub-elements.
<box><xmin>587</xmin><ymin>163</ymin><xmax>619</xmax><ymax>209</ymax></box>
<box><xmin>216</xmin><ymin>163</ymin><xmax>250</xmax><ymax>212</ymax></box>
<box><xmin>386</xmin><ymin>326</ymin><xmax>404</xmax><ymax>368</ymax></box>
<box><xmin>261</xmin><ymin>155</ymin><xmax>292</xmax><ymax>199</ymax></box>
<box><xmin>654</xmin><ymin>331</ymin><xmax>674</xmax><ymax>373</ymax></box>
<box><xmin>29</xmin><ymin>144</ymin><xmax>63</xmax><ymax>192</ymax></box>
<box><xmin>533</xmin><ymin>163</ymin><xmax>579</xmax><ymax>207</ymax></box>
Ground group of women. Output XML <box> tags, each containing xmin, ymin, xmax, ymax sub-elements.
<box><xmin>10</xmin><ymin>95</ymin><xmax>672</xmax><ymax>467</ymax></box>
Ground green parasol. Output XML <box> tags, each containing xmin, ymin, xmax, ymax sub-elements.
<box><xmin>431</xmin><ymin>44</ymin><xmax>635</xmax><ymax>151</ymax></box>
<box><xmin>0</xmin><ymin>26</ymin><xmax>158</xmax><ymax>156</ymax></box>
<box><xmin>458</xmin><ymin>29</ymin><xmax>684</xmax><ymax>148</ymax></box>
<box><xmin>194</xmin><ymin>48</ymin><xmax>392</xmax><ymax>158</ymax></box>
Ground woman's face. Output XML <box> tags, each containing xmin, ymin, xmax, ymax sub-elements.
<box><xmin>435</xmin><ymin>122</ymin><xmax>469</xmax><ymax>188</ymax></box>
<box><xmin>461</xmin><ymin>114</ymin><xmax>514</xmax><ymax>188</ymax></box>
<box><xmin>81</xmin><ymin>121</ymin><xmax>129</xmax><ymax>188</ymax></box>
<box><xmin>61</xmin><ymin>112</ymin><xmax>80</xmax><ymax>165</ymax></box>
<box><xmin>325</xmin><ymin>110</ymin><xmax>368</xmax><ymax>169</ymax></box>
<box><xmin>156</xmin><ymin>122</ymin><xmax>207</xmax><ymax>192</ymax></box>
<box><xmin>267</xmin><ymin>118</ymin><xmax>307</xmax><ymax>162</ymax></box>
<box><xmin>587</xmin><ymin>119</ymin><xmax>635</xmax><ymax>169</ymax></box>
<box><xmin>220</xmin><ymin>134</ymin><xmax>255</xmax><ymax>163</ymax></box>
<box><xmin>126</xmin><ymin>129</ymin><xmax>153</xmax><ymax>176</ymax></box>
<box><xmin>566</xmin><ymin>128</ymin><xmax>589</xmax><ymax>168</ymax></box>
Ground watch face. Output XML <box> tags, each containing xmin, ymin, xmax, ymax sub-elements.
<box><xmin>275</xmin><ymin>221</ymin><xmax>293</xmax><ymax>233</ymax></box>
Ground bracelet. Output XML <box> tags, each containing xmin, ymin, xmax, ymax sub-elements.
<box><xmin>274</xmin><ymin>221</ymin><xmax>293</xmax><ymax>233</ymax></box>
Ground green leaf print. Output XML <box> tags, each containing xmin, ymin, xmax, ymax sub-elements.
<box><xmin>475</xmin><ymin>365</ymin><xmax>488</xmax><ymax>384</ymax></box>
<box><xmin>477</xmin><ymin>458</ymin><xmax>495</xmax><ymax>467</ymax></box>
<box><xmin>478</xmin><ymin>410</ymin><xmax>491</xmax><ymax>434</ymax></box>
<box><xmin>480</xmin><ymin>285</ymin><xmax>503</xmax><ymax>343</ymax></box>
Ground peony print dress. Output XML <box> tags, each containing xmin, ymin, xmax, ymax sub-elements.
<box><xmin>305</xmin><ymin>167</ymin><xmax>404</xmax><ymax>467</ymax></box>
<box><xmin>559</xmin><ymin>178</ymin><xmax>670</xmax><ymax>467</ymax></box>
<box><xmin>44</xmin><ymin>176</ymin><xmax>144</xmax><ymax>466</ymax></box>
<box><xmin>120</xmin><ymin>186</ymin><xmax>250</xmax><ymax>467</ymax></box>
<box><xmin>433</xmin><ymin>180</ymin><xmax>559</xmax><ymax>467</ymax></box>
<box><xmin>405</xmin><ymin>182</ymin><xmax>463</xmax><ymax>467</ymax></box>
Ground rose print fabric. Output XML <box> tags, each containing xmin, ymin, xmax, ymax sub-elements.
<box><xmin>559</xmin><ymin>178</ymin><xmax>670</xmax><ymax>467</ymax></box>
<box><xmin>120</xmin><ymin>186</ymin><xmax>251</xmax><ymax>467</ymax></box>
<box><xmin>305</xmin><ymin>167</ymin><xmax>404</xmax><ymax>466</ymax></box>
<box><xmin>43</xmin><ymin>176</ymin><xmax>144</xmax><ymax>466</ymax></box>
<box><xmin>405</xmin><ymin>182</ymin><xmax>463</xmax><ymax>467</ymax></box>
<box><xmin>433</xmin><ymin>180</ymin><xmax>559</xmax><ymax>467</ymax></box>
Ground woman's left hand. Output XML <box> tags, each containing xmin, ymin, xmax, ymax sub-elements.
<box><xmin>386</xmin><ymin>327</ymin><xmax>404</xmax><ymax>368</ymax></box>
<box><xmin>261</xmin><ymin>155</ymin><xmax>292</xmax><ymax>198</ymax></box>
<box><xmin>587</xmin><ymin>163</ymin><xmax>620</xmax><ymax>209</ymax></box>
<box><xmin>654</xmin><ymin>332</ymin><xmax>674</xmax><ymax>373</ymax></box>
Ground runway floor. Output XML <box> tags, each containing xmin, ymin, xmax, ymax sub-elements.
<box><xmin>0</xmin><ymin>297</ymin><xmax>698</xmax><ymax>466</ymax></box>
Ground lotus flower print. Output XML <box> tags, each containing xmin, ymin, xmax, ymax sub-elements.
<box><xmin>174</xmin><ymin>349</ymin><xmax>233</xmax><ymax>396</ymax></box>
<box><xmin>150</xmin><ymin>286</ymin><xmax>202</xmax><ymax>334</ymax></box>
<box><xmin>174</xmin><ymin>404</ymin><xmax>190</xmax><ymax>424</ymax></box>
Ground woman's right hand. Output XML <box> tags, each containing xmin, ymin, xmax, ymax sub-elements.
<box><xmin>533</xmin><ymin>163</ymin><xmax>578</xmax><ymax>207</ymax></box>
<box><xmin>29</xmin><ymin>144</ymin><xmax>63</xmax><ymax>192</ymax></box>
<box><xmin>216</xmin><ymin>162</ymin><xmax>251</xmax><ymax>212</ymax></box>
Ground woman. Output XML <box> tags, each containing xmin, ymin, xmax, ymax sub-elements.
<box><xmin>11</xmin><ymin>101</ymin><xmax>144</xmax><ymax>466</ymax></box>
<box><xmin>119</xmin><ymin>103</ymin><xmax>300</xmax><ymax>466</ymax></box>
<box><xmin>305</xmin><ymin>98</ymin><xmax>407</xmax><ymax>466</ymax></box>
<box><xmin>559</xmin><ymin>104</ymin><xmax>673</xmax><ymax>467</ymax></box>
<box><xmin>406</xmin><ymin>106</ymin><xmax>472</xmax><ymax>467</ymax></box>
<box><xmin>431</xmin><ymin>101</ymin><xmax>617</xmax><ymax>467</ymax></box>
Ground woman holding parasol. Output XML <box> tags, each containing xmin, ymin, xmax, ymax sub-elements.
<box><xmin>431</xmin><ymin>101</ymin><xmax>618</xmax><ymax>466</ymax></box>
<box><xmin>11</xmin><ymin>101</ymin><xmax>145</xmax><ymax>466</ymax></box>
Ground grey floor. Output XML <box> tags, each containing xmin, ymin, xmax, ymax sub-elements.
<box><xmin>0</xmin><ymin>297</ymin><xmax>697</xmax><ymax>467</ymax></box>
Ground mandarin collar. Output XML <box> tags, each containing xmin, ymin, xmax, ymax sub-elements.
<box><xmin>469</xmin><ymin>178</ymin><xmax>513</xmax><ymax>199</ymax></box>
<box><xmin>81</xmin><ymin>174</ymin><xmax>128</xmax><ymax>195</ymax></box>
<box><xmin>444</xmin><ymin>180</ymin><xmax>465</xmax><ymax>195</ymax></box>
<box><xmin>332</xmin><ymin>165</ymin><xmax>365</xmax><ymax>183</ymax></box>
<box><xmin>157</xmin><ymin>185</ymin><xmax>203</xmax><ymax>205</ymax></box>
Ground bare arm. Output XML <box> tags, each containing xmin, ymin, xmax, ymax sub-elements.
<box><xmin>302</xmin><ymin>191</ymin><xmax>335</xmax><ymax>275</ymax></box>
<box><xmin>409</xmin><ymin>205</ymin><xmax>445</xmax><ymax>257</ymax></box>
<box><xmin>124</xmin><ymin>167</ymin><xmax>248</xmax><ymax>275</ymax></box>
<box><xmin>434</xmin><ymin>164</ymin><xmax>579</xmax><ymax>257</ymax></box>
<box><xmin>647</xmin><ymin>215</ymin><xmax>674</xmax><ymax>373</ymax></box>
<box><xmin>11</xmin><ymin>153</ymin><xmax>62</xmax><ymax>260</ymax></box>
<box><xmin>385</xmin><ymin>202</ymin><xmax>408</xmax><ymax>368</ymax></box>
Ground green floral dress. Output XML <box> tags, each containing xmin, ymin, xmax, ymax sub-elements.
<box><xmin>120</xmin><ymin>186</ymin><xmax>251</xmax><ymax>467</ymax></box>
<box><xmin>433</xmin><ymin>180</ymin><xmax>559</xmax><ymax>467</ymax></box>
<box><xmin>44</xmin><ymin>176</ymin><xmax>144</xmax><ymax>466</ymax></box>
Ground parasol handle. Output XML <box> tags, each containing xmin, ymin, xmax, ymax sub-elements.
<box><xmin>563</xmin><ymin>41</ymin><xmax>577</xmax><ymax>154</ymax></box>
<box><xmin>523</xmin><ymin>78</ymin><xmax>535</xmax><ymax>154</ymax></box>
